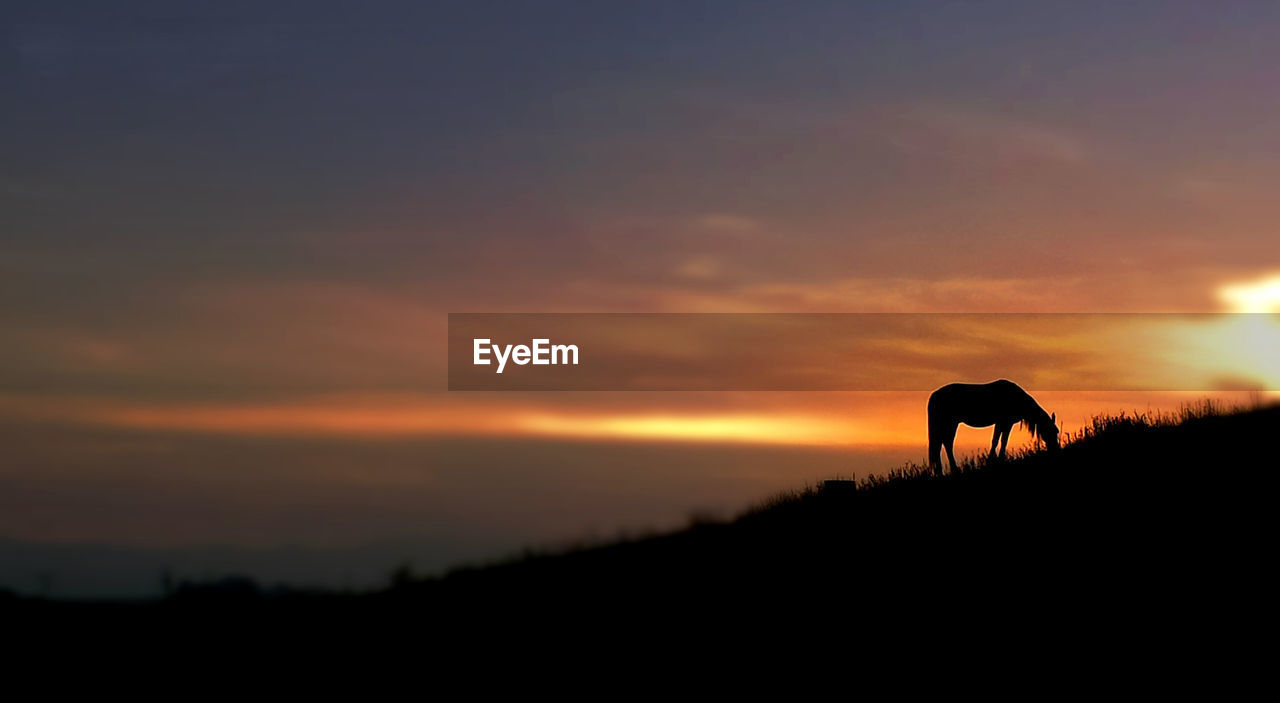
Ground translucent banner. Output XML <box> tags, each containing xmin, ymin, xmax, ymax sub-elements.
<box><xmin>447</xmin><ymin>313</ymin><xmax>1280</xmax><ymax>391</ymax></box>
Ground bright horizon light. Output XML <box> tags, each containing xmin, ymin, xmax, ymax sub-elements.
<box><xmin>1218</xmin><ymin>274</ymin><xmax>1280</xmax><ymax>313</ymax></box>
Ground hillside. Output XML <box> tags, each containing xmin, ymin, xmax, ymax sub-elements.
<box><xmin>8</xmin><ymin>403</ymin><xmax>1274</xmax><ymax>666</ymax></box>
<box><xmin>383</xmin><ymin>404</ymin><xmax>1271</xmax><ymax>622</ymax></box>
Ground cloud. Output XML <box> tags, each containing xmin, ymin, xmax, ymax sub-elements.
<box><xmin>0</xmin><ymin>391</ymin><xmax>911</xmax><ymax>447</ymax></box>
<box><xmin>673</xmin><ymin>256</ymin><xmax>723</xmax><ymax>280</ymax></box>
<box><xmin>734</xmin><ymin>276</ymin><xmax>1079</xmax><ymax>312</ymax></box>
<box><xmin>886</xmin><ymin>103</ymin><xmax>1093</xmax><ymax>166</ymax></box>
<box><xmin>691</xmin><ymin>213</ymin><xmax>764</xmax><ymax>234</ymax></box>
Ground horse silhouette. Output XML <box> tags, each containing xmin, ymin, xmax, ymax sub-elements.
<box><xmin>928</xmin><ymin>379</ymin><xmax>1059</xmax><ymax>475</ymax></box>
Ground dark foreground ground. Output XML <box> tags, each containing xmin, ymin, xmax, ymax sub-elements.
<box><xmin>5</xmin><ymin>404</ymin><xmax>1274</xmax><ymax>679</ymax></box>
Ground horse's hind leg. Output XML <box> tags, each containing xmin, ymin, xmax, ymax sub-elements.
<box><xmin>928</xmin><ymin>420</ymin><xmax>954</xmax><ymax>476</ymax></box>
<box><xmin>990</xmin><ymin>422</ymin><xmax>1012</xmax><ymax>460</ymax></box>
<box><xmin>929</xmin><ymin>420</ymin><xmax>959</xmax><ymax>475</ymax></box>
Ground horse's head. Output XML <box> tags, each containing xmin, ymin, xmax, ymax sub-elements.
<box><xmin>1041</xmin><ymin>412</ymin><xmax>1060</xmax><ymax>452</ymax></box>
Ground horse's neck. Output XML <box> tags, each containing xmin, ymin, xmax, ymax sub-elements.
<box><xmin>1017</xmin><ymin>393</ymin><xmax>1045</xmax><ymax>423</ymax></box>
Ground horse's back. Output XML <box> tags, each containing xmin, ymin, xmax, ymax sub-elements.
<box><xmin>928</xmin><ymin>379</ymin><xmax>1026</xmax><ymax>425</ymax></box>
<box><xmin>931</xmin><ymin>379</ymin><xmax>1021</xmax><ymax>399</ymax></box>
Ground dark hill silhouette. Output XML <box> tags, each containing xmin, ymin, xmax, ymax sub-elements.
<box><xmin>395</xmin><ymin>401</ymin><xmax>1261</xmax><ymax>582</ymax></box>
<box><xmin>5</xmin><ymin>403</ymin><xmax>1272</xmax><ymax>681</ymax></box>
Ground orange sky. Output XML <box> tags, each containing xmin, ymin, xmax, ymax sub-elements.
<box><xmin>4</xmin><ymin>275</ymin><xmax>1276</xmax><ymax>450</ymax></box>
<box><xmin>6</xmin><ymin>2</ymin><xmax>1280</xmax><ymax>595</ymax></box>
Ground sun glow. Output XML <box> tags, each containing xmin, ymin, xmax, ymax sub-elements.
<box><xmin>1146</xmin><ymin>274</ymin><xmax>1280</xmax><ymax>391</ymax></box>
<box><xmin>1160</xmin><ymin>314</ymin><xmax>1280</xmax><ymax>390</ymax></box>
<box><xmin>1218</xmin><ymin>274</ymin><xmax>1280</xmax><ymax>313</ymax></box>
<box><xmin>515</xmin><ymin>413</ymin><xmax>876</xmax><ymax>446</ymax></box>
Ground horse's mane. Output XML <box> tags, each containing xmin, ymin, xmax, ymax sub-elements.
<box><xmin>1020</xmin><ymin>408</ymin><xmax>1053</xmax><ymax>441</ymax></box>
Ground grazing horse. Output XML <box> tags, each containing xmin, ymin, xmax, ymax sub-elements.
<box><xmin>928</xmin><ymin>379</ymin><xmax>1059</xmax><ymax>475</ymax></box>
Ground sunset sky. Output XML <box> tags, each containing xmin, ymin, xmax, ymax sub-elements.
<box><xmin>3</xmin><ymin>1</ymin><xmax>1279</xmax><ymax>596</ymax></box>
